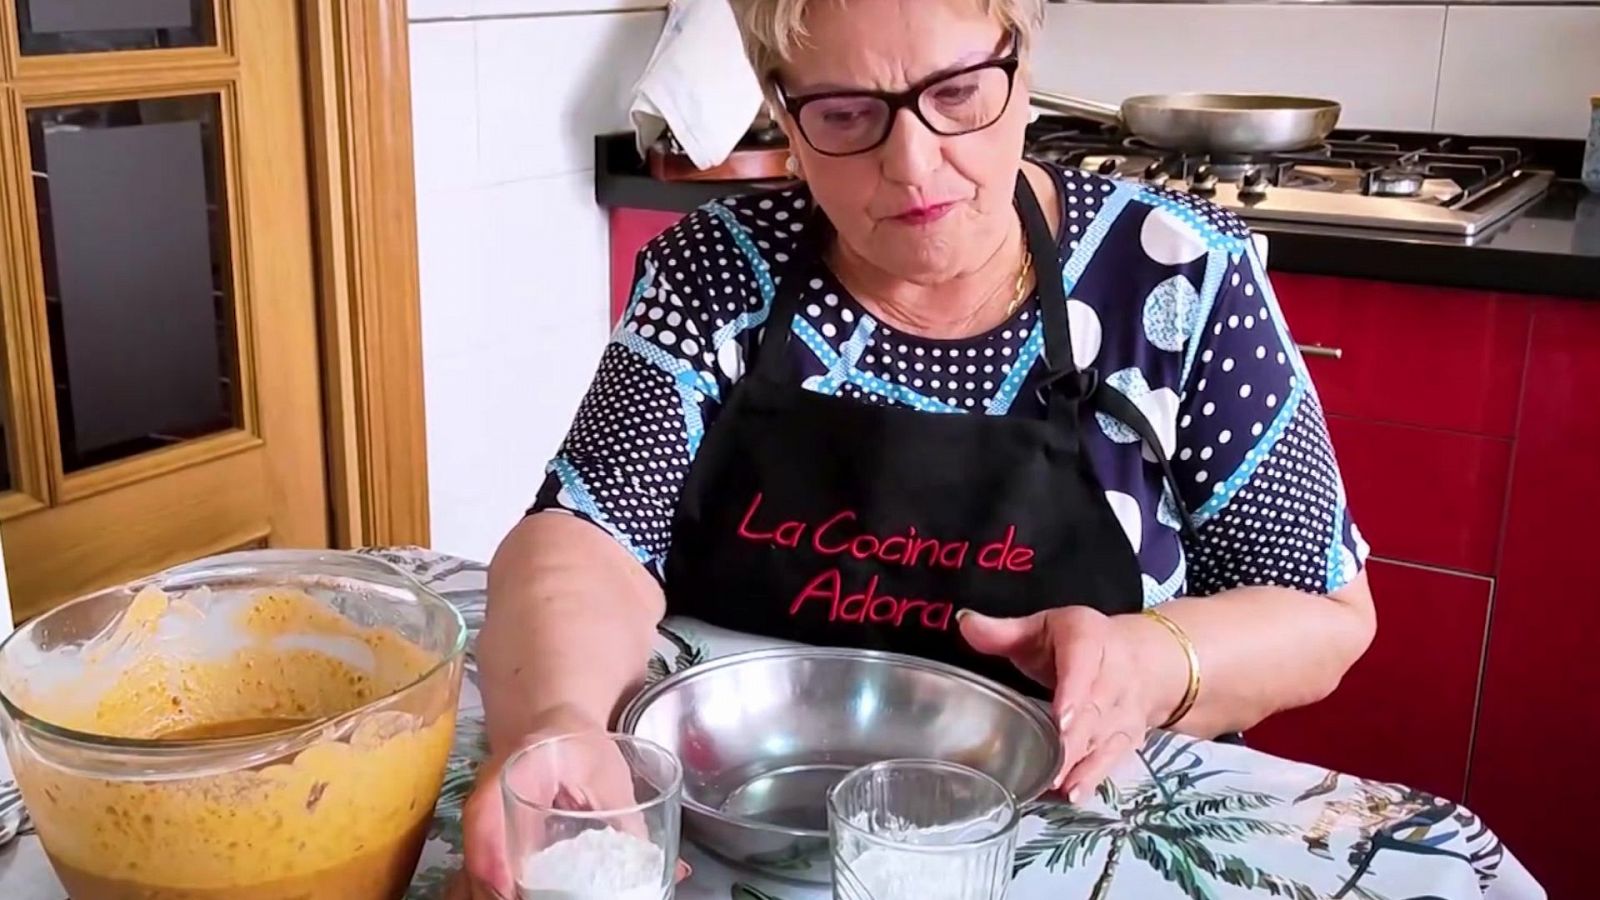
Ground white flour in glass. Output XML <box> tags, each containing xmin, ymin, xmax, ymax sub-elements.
<box><xmin>843</xmin><ymin>847</ymin><xmax>1003</xmax><ymax>900</ymax></box>
<box><xmin>836</xmin><ymin>811</ymin><xmax>1008</xmax><ymax>900</ymax></box>
<box><xmin>516</xmin><ymin>826</ymin><xmax>667</xmax><ymax>900</ymax></box>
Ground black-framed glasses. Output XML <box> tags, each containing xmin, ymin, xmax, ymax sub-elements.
<box><xmin>776</xmin><ymin>31</ymin><xmax>1021</xmax><ymax>158</ymax></box>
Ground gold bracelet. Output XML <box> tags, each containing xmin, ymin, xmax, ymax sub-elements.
<box><xmin>1142</xmin><ymin>608</ymin><xmax>1201</xmax><ymax>730</ymax></box>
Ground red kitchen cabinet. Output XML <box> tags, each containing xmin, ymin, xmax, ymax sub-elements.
<box><xmin>1327</xmin><ymin>415</ymin><xmax>1512</xmax><ymax>575</ymax></box>
<box><xmin>1249</xmin><ymin>558</ymin><xmax>1490</xmax><ymax>801</ymax></box>
<box><xmin>1272</xmin><ymin>273</ymin><xmax>1532</xmax><ymax>438</ymax></box>
<box><xmin>1466</xmin><ymin>299</ymin><xmax>1600</xmax><ymax>900</ymax></box>
<box><xmin>1251</xmin><ymin>272</ymin><xmax>1522</xmax><ymax>807</ymax></box>
<box><xmin>609</xmin><ymin>208</ymin><xmax>684</xmax><ymax>324</ymax></box>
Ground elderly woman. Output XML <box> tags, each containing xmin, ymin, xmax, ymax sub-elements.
<box><xmin>458</xmin><ymin>0</ymin><xmax>1375</xmax><ymax>893</ymax></box>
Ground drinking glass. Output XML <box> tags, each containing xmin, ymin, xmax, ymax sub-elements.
<box><xmin>502</xmin><ymin>732</ymin><xmax>682</xmax><ymax>899</ymax></box>
<box><xmin>828</xmin><ymin>759</ymin><xmax>1019</xmax><ymax>900</ymax></box>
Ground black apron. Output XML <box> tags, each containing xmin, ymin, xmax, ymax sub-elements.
<box><xmin>663</xmin><ymin>172</ymin><xmax>1191</xmax><ymax>696</ymax></box>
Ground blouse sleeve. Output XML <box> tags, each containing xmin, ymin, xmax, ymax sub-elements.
<box><xmin>1170</xmin><ymin>238</ymin><xmax>1369</xmax><ymax>596</ymax></box>
<box><xmin>529</xmin><ymin>209</ymin><xmax>769</xmax><ymax>578</ymax></box>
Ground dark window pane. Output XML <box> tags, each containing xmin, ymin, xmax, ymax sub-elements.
<box><xmin>16</xmin><ymin>0</ymin><xmax>213</xmax><ymax>55</ymax></box>
<box><xmin>0</xmin><ymin>374</ymin><xmax>12</xmax><ymax>493</ymax></box>
<box><xmin>29</xmin><ymin>96</ymin><xmax>240</xmax><ymax>473</ymax></box>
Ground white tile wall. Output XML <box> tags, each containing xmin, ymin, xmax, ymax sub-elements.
<box><xmin>410</xmin><ymin>9</ymin><xmax>663</xmax><ymax>559</ymax></box>
<box><xmin>417</xmin><ymin>174</ymin><xmax>612</xmax><ymax>559</ymax></box>
<box><xmin>409</xmin><ymin>0</ymin><xmax>477</xmax><ymax>20</ymax></box>
<box><xmin>476</xmin><ymin>10</ymin><xmax>663</xmax><ymax>182</ymax></box>
<box><xmin>410</xmin><ymin>0</ymin><xmax>665</xmax><ymax>22</ymax></box>
<box><xmin>1434</xmin><ymin>5</ymin><xmax>1600</xmax><ymax>139</ymax></box>
<box><xmin>472</xmin><ymin>0</ymin><xmax>667</xmax><ymax>16</ymax></box>
<box><xmin>410</xmin><ymin>22</ymin><xmax>479</xmax><ymax>191</ymax></box>
<box><xmin>1034</xmin><ymin>3</ymin><xmax>1447</xmax><ymax>131</ymax></box>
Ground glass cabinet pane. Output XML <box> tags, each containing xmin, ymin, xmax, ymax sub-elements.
<box><xmin>15</xmin><ymin>0</ymin><xmax>214</xmax><ymax>56</ymax></box>
<box><xmin>29</xmin><ymin>95</ymin><xmax>240</xmax><ymax>472</ymax></box>
<box><xmin>0</xmin><ymin>369</ymin><xmax>13</xmax><ymax>493</ymax></box>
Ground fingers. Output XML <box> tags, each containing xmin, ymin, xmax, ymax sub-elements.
<box><xmin>463</xmin><ymin>759</ymin><xmax>517</xmax><ymax>899</ymax></box>
<box><xmin>463</xmin><ymin>816</ymin><xmax>514</xmax><ymax>896</ymax></box>
<box><xmin>963</xmin><ymin>607</ymin><xmax>1110</xmax><ymax>791</ymax></box>
<box><xmin>501</xmin><ymin>731</ymin><xmax>661</xmax><ymax>849</ymax></box>
<box><xmin>1061</xmin><ymin>723</ymin><xmax>1141</xmax><ymax>804</ymax></box>
<box><xmin>472</xmin><ymin>879</ymin><xmax>511</xmax><ymax>900</ymax></box>
<box><xmin>957</xmin><ymin>609</ymin><xmax>1045</xmax><ymax>658</ymax></box>
<box><xmin>1052</xmin><ymin>699</ymin><xmax>1100</xmax><ymax>791</ymax></box>
<box><xmin>447</xmin><ymin>871</ymin><xmax>508</xmax><ymax>900</ymax></box>
<box><xmin>588</xmin><ymin>743</ymin><xmax>653</xmax><ymax>839</ymax></box>
<box><xmin>1054</xmin><ymin>628</ymin><xmax>1140</xmax><ymax>802</ymax></box>
<box><xmin>1048</xmin><ymin>623</ymin><xmax>1103</xmax><ymax>729</ymax></box>
<box><xmin>487</xmin><ymin>747</ymin><xmax>681</xmax><ymax>891</ymax></box>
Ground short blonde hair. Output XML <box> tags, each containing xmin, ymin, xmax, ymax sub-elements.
<box><xmin>729</xmin><ymin>0</ymin><xmax>1043</xmax><ymax>88</ymax></box>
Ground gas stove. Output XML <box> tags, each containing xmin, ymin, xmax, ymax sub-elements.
<box><xmin>1025</xmin><ymin>116</ymin><xmax>1556</xmax><ymax>237</ymax></box>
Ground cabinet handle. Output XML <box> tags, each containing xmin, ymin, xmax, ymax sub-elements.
<box><xmin>1297</xmin><ymin>343</ymin><xmax>1343</xmax><ymax>360</ymax></box>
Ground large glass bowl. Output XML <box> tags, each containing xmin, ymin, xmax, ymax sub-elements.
<box><xmin>0</xmin><ymin>550</ymin><xmax>467</xmax><ymax>900</ymax></box>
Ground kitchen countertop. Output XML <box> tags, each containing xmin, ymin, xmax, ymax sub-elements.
<box><xmin>595</xmin><ymin>133</ymin><xmax>1600</xmax><ymax>299</ymax></box>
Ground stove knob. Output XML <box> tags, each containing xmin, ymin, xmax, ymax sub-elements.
<box><xmin>1096</xmin><ymin>158</ymin><xmax>1120</xmax><ymax>177</ymax></box>
<box><xmin>1239</xmin><ymin>168</ymin><xmax>1268</xmax><ymax>199</ymax></box>
<box><xmin>1142</xmin><ymin>160</ymin><xmax>1168</xmax><ymax>185</ymax></box>
<box><xmin>1189</xmin><ymin>165</ymin><xmax>1218</xmax><ymax>196</ymax></box>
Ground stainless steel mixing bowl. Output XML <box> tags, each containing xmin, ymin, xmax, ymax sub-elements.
<box><xmin>617</xmin><ymin>647</ymin><xmax>1061</xmax><ymax>884</ymax></box>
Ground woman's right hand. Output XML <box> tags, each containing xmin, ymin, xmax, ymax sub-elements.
<box><xmin>455</xmin><ymin>705</ymin><xmax>613</xmax><ymax>900</ymax></box>
<box><xmin>453</xmin><ymin>705</ymin><xmax>692</xmax><ymax>899</ymax></box>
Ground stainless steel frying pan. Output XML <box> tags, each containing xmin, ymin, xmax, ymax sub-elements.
<box><xmin>1030</xmin><ymin>90</ymin><xmax>1342</xmax><ymax>154</ymax></box>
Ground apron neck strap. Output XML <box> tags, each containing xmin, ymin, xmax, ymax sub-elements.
<box><xmin>1015</xmin><ymin>172</ymin><xmax>1199</xmax><ymax>538</ymax></box>
<box><xmin>748</xmin><ymin>221</ymin><xmax>817</xmax><ymax>385</ymax></box>
<box><xmin>1014</xmin><ymin>170</ymin><xmax>1093</xmax><ymax>448</ymax></box>
<box><xmin>1013</xmin><ymin>169</ymin><xmax>1076</xmax><ymax>381</ymax></box>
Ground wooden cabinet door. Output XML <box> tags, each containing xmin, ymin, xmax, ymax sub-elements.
<box><xmin>1248</xmin><ymin>558</ymin><xmax>1490</xmax><ymax>802</ymax></box>
<box><xmin>1468</xmin><ymin>299</ymin><xmax>1600</xmax><ymax>900</ymax></box>
<box><xmin>0</xmin><ymin>0</ymin><xmax>327</xmax><ymax>619</ymax></box>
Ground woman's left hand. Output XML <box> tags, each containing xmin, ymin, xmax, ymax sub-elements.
<box><xmin>958</xmin><ymin>607</ymin><xmax>1163</xmax><ymax>803</ymax></box>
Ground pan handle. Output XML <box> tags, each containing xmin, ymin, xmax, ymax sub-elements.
<box><xmin>1029</xmin><ymin>90</ymin><xmax>1122</xmax><ymax>127</ymax></box>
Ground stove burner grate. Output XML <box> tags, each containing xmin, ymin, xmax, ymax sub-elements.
<box><xmin>1021</xmin><ymin>116</ymin><xmax>1554</xmax><ymax>234</ymax></box>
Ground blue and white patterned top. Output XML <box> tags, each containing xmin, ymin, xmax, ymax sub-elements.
<box><xmin>533</xmin><ymin>164</ymin><xmax>1369</xmax><ymax>604</ymax></box>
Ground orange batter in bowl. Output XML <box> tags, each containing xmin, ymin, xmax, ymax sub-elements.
<box><xmin>3</xmin><ymin>583</ymin><xmax>462</xmax><ymax>900</ymax></box>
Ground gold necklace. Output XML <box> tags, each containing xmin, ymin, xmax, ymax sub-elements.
<box><xmin>848</xmin><ymin>238</ymin><xmax>1033</xmax><ymax>334</ymax></box>
<box><xmin>1004</xmin><ymin>245</ymin><xmax>1033</xmax><ymax>319</ymax></box>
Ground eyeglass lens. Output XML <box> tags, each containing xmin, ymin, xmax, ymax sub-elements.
<box><xmin>796</xmin><ymin>64</ymin><xmax>1014</xmax><ymax>156</ymax></box>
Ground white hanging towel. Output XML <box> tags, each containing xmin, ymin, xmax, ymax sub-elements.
<box><xmin>630</xmin><ymin>0</ymin><xmax>766</xmax><ymax>170</ymax></box>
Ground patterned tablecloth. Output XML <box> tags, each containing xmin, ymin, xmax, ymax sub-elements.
<box><xmin>0</xmin><ymin>549</ymin><xmax>1545</xmax><ymax>900</ymax></box>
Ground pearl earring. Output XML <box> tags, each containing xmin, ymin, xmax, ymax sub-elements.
<box><xmin>785</xmin><ymin>154</ymin><xmax>803</xmax><ymax>179</ymax></box>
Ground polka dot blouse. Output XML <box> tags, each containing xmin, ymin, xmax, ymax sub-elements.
<box><xmin>532</xmin><ymin>164</ymin><xmax>1369</xmax><ymax>605</ymax></box>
